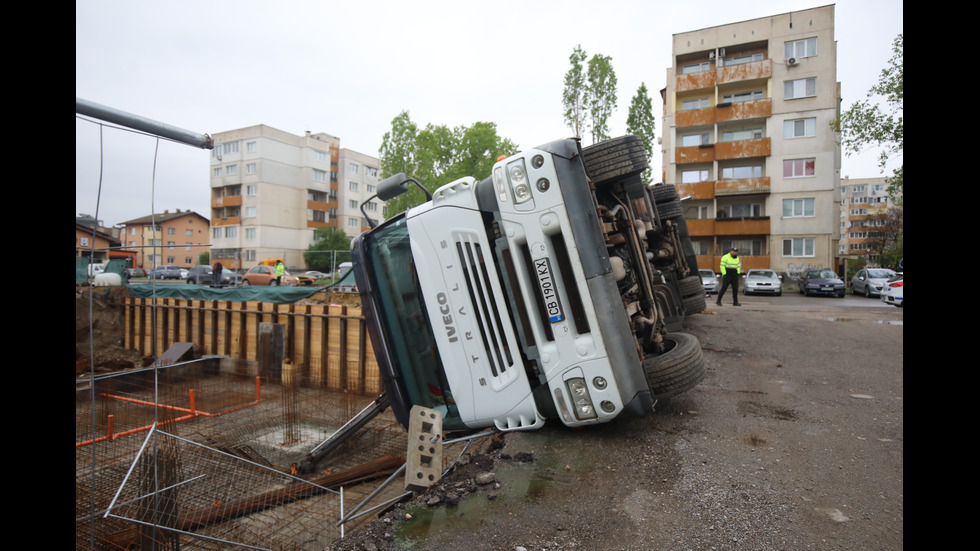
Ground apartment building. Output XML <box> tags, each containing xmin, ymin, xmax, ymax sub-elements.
<box><xmin>337</xmin><ymin>148</ymin><xmax>383</xmax><ymax>237</ymax></box>
<box><xmin>839</xmin><ymin>176</ymin><xmax>898</xmax><ymax>261</ymax></box>
<box><xmin>664</xmin><ymin>4</ymin><xmax>840</xmax><ymax>275</ymax></box>
<box><xmin>209</xmin><ymin>125</ymin><xmax>382</xmax><ymax>270</ymax></box>
<box><xmin>119</xmin><ymin>210</ymin><xmax>211</xmax><ymax>269</ymax></box>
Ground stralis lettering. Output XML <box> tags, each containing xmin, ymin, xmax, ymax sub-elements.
<box><xmin>437</xmin><ymin>292</ymin><xmax>458</xmax><ymax>343</ymax></box>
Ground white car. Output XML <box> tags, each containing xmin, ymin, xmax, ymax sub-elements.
<box><xmin>851</xmin><ymin>268</ymin><xmax>896</xmax><ymax>297</ymax></box>
<box><xmin>742</xmin><ymin>269</ymin><xmax>782</xmax><ymax>296</ymax></box>
<box><xmin>699</xmin><ymin>269</ymin><xmax>719</xmax><ymax>294</ymax></box>
<box><xmin>879</xmin><ymin>275</ymin><xmax>903</xmax><ymax>307</ymax></box>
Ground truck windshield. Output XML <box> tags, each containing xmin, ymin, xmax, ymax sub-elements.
<box><xmin>361</xmin><ymin>217</ymin><xmax>463</xmax><ymax>429</ymax></box>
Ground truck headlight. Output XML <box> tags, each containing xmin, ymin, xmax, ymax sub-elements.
<box><xmin>507</xmin><ymin>159</ymin><xmax>533</xmax><ymax>204</ymax></box>
<box><xmin>565</xmin><ymin>377</ymin><xmax>597</xmax><ymax>420</ymax></box>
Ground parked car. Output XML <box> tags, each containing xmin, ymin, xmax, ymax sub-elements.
<box><xmin>699</xmin><ymin>269</ymin><xmax>719</xmax><ymax>294</ymax></box>
<box><xmin>850</xmin><ymin>268</ymin><xmax>896</xmax><ymax>297</ymax></box>
<box><xmin>742</xmin><ymin>269</ymin><xmax>782</xmax><ymax>296</ymax></box>
<box><xmin>179</xmin><ymin>268</ymin><xmax>189</xmax><ymax>279</ymax></box>
<box><xmin>880</xmin><ymin>274</ymin><xmax>903</xmax><ymax>307</ymax></box>
<box><xmin>185</xmin><ymin>265</ymin><xmax>214</xmax><ymax>285</ymax></box>
<box><xmin>799</xmin><ymin>269</ymin><xmax>845</xmax><ymax>297</ymax></box>
<box><xmin>148</xmin><ymin>265</ymin><xmax>183</xmax><ymax>279</ymax></box>
<box><xmin>301</xmin><ymin>271</ymin><xmax>328</xmax><ymax>282</ymax></box>
<box><xmin>241</xmin><ymin>265</ymin><xmax>299</xmax><ymax>286</ymax></box>
<box><xmin>214</xmin><ymin>269</ymin><xmax>242</xmax><ymax>287</ymax></box>
<box><xmin>125</xmin><ymin>268</ymin><xmax>147</xmax><ymax>278</ymax></box>
<box><xmin>292</xmin><ymin>272</ymin><xmax>317</xmax><ymax>286</ymax></box>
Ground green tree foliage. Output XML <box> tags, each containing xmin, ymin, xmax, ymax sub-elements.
<box><xmin>586</xmin><ymin>53</ymin><xmax>618</xmax><ymax>144</ymax></box>
<box><xmin>379</xmin><ymin>111</ymin><xmax>519</xmax><ymax>215</ymax></box>
<box><xmin>303</xmin><ymin>227</ymin><xmax>351</xmax><ymax>272</ymax></box>
<box><xmin>562</xmin><ymin>46</ymin><xmax>619</xmax><ymax>144</ymax></box>
<box><xmin>838</xmin><ymin>34</ymin><xmax>903</xmax><ymax>195</ymax></box>
<box><xmin>562</xmin><ymin>45</ymin><xmax>588</xmax><ymax>139</ymax></box>
<box><xmin>626</xmin><ymin>82</ymin><xmax>656</xmax><ymax>184</ymax></box>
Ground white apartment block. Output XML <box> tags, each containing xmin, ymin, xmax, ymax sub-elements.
<box><xmin>209</xmin><ymin>125</ymin><xmax>382</xmax><ymax>270</ymax></box>
<box><xmin>664</xmin><ymin>4</ymin><xmax>841</xmax><ymax>275</ymax></box>
<box><xmin>838</xmin><ymin>176</ymin><xmax>897</xmax><ymax>259</ymax></box>
<box><xmin>338</xmin><ymin>148</ymin><xmax>383</xmax><ymax>237</ymax></box>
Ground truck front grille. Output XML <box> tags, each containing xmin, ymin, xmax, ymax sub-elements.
<box><xmin>456</xmin><ymin>237</ymin><xmax>515</xmax><ymax>379</ymax></box>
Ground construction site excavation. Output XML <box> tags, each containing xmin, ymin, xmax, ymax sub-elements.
<box><xmin>76</xmin><ymin>286</ymin><xmax>455</xmax><ymax>550</ymax></box>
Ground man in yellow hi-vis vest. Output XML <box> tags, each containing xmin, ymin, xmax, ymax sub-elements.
<box><xmin>716</xmin><ymin>247</ymin><xmax>741</xmax><ymax>306</ymax></box>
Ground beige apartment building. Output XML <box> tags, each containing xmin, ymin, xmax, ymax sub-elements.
<box><xmin>838</xmin><ymin>176</ymin><xmax>898</xmax><ymax>262</ymax></box>
<box><xmin>209</xmin><ymin>125</ymin><xmax>382</xmax><ymax>270</ymax></box>
<box><xmin>664</xmin><ymin>4</ymin><xmax>841</xmax><ymax>276</ymax></box>
<box><xmin>119</xmin><ymin>210</ymin><xmax>211</xmax><ymax>269</ymax></box>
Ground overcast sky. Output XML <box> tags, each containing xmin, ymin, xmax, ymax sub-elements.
<box><xmin>76</xmin><ymin>0</ymin><xmax>902</xmax><ymax>227</ymax></box>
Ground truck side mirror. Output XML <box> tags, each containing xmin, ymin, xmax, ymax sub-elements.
<box><xmin>361</xmin><ymin>173</ymin><xmax>433</xmax><ymax>229</ymax></box>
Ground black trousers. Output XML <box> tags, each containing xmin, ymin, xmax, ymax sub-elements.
<box><xmin>717</xmin><ymin>272</ymin><xmax>740</xmax><ymax>303</ymax></box>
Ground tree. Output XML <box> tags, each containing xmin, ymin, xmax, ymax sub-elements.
<box><xmin>562</xmin><ymin>45</ymin><xmax>588</xmax><ymax>139</ymax></box>
<box><xmin>379</xmin><ymin>111</ymin><xmax>518</xmax><ymax>215</ymax></box>
<box><xmin>838</xmin><ymin>34</ymin><xmax>903</xmax><ymax>195</ymax></box>
<box><xmin>864</xmin><ymin>205</ymin><xmax>904</xmax><ymax>263</ymax></box>
<box><xmin>303</xmin><ymin>227</ymin><xmax>351</xmax><ymax>272</ymax></box>
<box><xmin>586</xmin><ymin>53</ymin><xmax>618</xmax><ymax>144</ymax></box>
<box><xmin>626</xmin><ymin>82</ymin><xmax>656</xmax><ymax>184</ymax></box>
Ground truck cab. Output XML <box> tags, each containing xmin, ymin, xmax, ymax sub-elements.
<box><xmin>353</xmin><ymin>136</ymin><xmax>705</xmax><ymax>432</ymax></box>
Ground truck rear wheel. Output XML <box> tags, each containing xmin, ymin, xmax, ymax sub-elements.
<box><xmin>643</xmin><ymin>332</ymin><xmax>705</xmax><ymax>400</ymax></box>
<box><xmin>582</xmin><ymin>135</ymin><xmax>648</xmax><ymax>186</ymax></box>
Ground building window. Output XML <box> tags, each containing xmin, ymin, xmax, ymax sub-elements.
<box><xmin>247</xmin><ymin>163</ymin><xmax>256</xmax><ymax>174</ymax></box>
<box><xmin>365</xmin><ymin>166</ymin><xmax>378</xmax><ymax>178</ymax></box>
<box><xmin>722</xmin><ymin>240</ymin><xmax>762</xmax><ymax>255</ymax></box>
<box><xmin>349</xmin><ymin>200</ymin><xmax>358</xmax><ymax>209</ymax></box>
<box><xmin>224</xmin><ymin>227</ymin><xmax>237</xmax><ymax>238</ymax></box>
<box><xmin>348</xmin><ymin>162</ymin><xmax>359</xmax><ymax>174</ymax></box>
<box><xmin>721</xmin><ymin>203</ymin><xmax>761</xmax><ymax>218</ymax></box>
<box><xmin>720</xmin><ymin>128</ymin><xmax>763</xmax><ymax>142</ymax></box>
<box><xmin>692</xmin><ymin>240</ymin><xmax>711</xmax><ymax>255</ymax></box>
<box><xmin>246</xmin><ymin>250</ymin><xmax>256</xmax><ymax>261</ymax></box>
<box><xmin>681</xmin><ymin>169</ymin><xmax>710</xmax><ymax>183</ymax></box>
<box><xmin>314</xmin><ymin>150</ymin><xmax>327</xmax><ymax>162</ymax></box>
<box><xmin>314</xmin><ymin>169</ymin><xmax>327</xmax><ymax>182</ymax></box>
<box><xmin>723</xmin><ymin>52</ymin><xmax>763</xmax><ymax>67</ymax></box>
<box><xmin>168</xmin><ymin>227</ymin><xmax>176</xmax><ymax>235</ymax></box>
<box><xmin>784</xmin><ymin>118</ymin><xmax>816</xmax><ymax>138</ymax></box>
<box><xmin>185</xmin><ymin>229</ymin><xmax>193</xmax><ymax>236</ymax></box>
<box><xmin>349</xmin><ymin>181</ymin><xmax>358</xmax><ymax>191</ymax></box>
<box><xmin>681</xmin><ymin>133</ymin><xmax>710</xmax><ymax>147</ymax></box>
<box><xmin>167</xmin><ymin>241</ymin><xmax>175</xmax><ymax>249</ymax></box>
<box><xmin>782</xmin><ymin>237</ymin><xmax>815</xmax><ymax>257</ymax></box>
<box><xmin>213</xmin><ymin>168</ymin><xmax>221</xmax><ymax>177</ymax></box>
<box><xmin>722</xmin><ymin>90</ymin><xmax>763</xmax><ymax>103</ymax></box>
<box><xmin>785</xmin><ymin>37</ymin><xmax>817</xmax><ymax>60</ymax></box>
<box><xmin>329</xmin><ymin>208</ymin><xmax>337</xmax><ymax>219</ymax></box>
<box><xmin>783</xmin><ymin>198</ymin><xmax>815</xmax><ymax>218</ymax></box>
<box><xmin>245</xmin><ymin>228</ymin><xmax>255</xmax><ymax>239</ymax></box>
<box><xmin>246</xmin><ymin>141</ymin><xmax>256</xmax><ymax>153</ymax></box>
<box><xmin>682</xmin><ymin>61</ymin><xmax>710</xmax><ymax>74</ymax></box>
<box><xmin>226</xmin><ymin>164</ymin><xmax>238</xmax><ymax>175</ymax></box>
<box><xmin>681</xmin><ymin>97</ymin><xmax>710</xmax><ymax>111</ymax></box>
<box><xmin>212</xmin><ymin>228</ymin><xmax>221</xmax><ymax>239</ymax></box>
<box><xmin>223</xmin><ymin>141</ymin><xmax>239</xmax><ymax>155</ymax></box>
<box><xmin>247</xmin><ymin>184</ymin><xmax>257</xmax><ymax>195</ymax></box>
<box><xmin>783</xmin><ymin>158</ymin><xmax>816</xmax><ymax>178</ymax></box>
<box><xmin>721</xmin><ymin>165</ymin><xmax>762</xmax><ymax>179</ymax></box>
<box><xmin>246</xmin><ymin>206</ymin><xmax>256</xmax><ymax>217</ymax></box>
<box><xmin>365</xmin><ymin>201</ymin><xmax>378</xmax><ymax>212</ymax></box>
<box><xmin>366</xmin><ymin>184</ymin><xmax>376</xmax><ymax>193</ymax></box>
<box><xmin>348</xmin><ymin>218</ymin><xmax>359</xmax><ymax>227</ymax></box>
<box><xmin>784</xmin><ymin>78</ymin><xmax>816</xmax><ymax>99</ymax></box>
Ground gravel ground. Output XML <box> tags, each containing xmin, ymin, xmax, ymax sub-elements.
<box><xmin>330</xmin><ymin>299</ymin><xmax>903</xmax><ymax>551</ymax></box>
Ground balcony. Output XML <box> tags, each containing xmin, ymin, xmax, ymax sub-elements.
<box><xmin>717</xmin><ymin>59</ymin><xmax>771</xmax><ymax>84</ymax></box>
<box><xmin>677</xmin><ymin>181</ymin><xmax>716</xmax><ymax>201</ymax></box>
<box><xmin>212</xmin><ymin>195</ymin><xmax>242</xmax><ymax>208</ymax></box>
<box><xmin>699</xmin><ymin>254</ymin><xmax>770</xmax><ymax>272</ymax></box>
<box><xmin>212</xmin><ymin>216</ymin><xmax>241</xmax><ymax>227</ymax></box>
<box><xmin>716</xmin><ymin>99</ymin><xmax>771</xmax><ymax>123</ymax></box>
<box><xmin>675</xmin><ymin>70</ymin><xmax>716</xmax><ymax>93</ymax></box>
<box><xmin>715</xmin><ymin>137</ymin><xmax>770</xmax><ymax>160</ymax></box>
<box><xmin>676</xmin><ymin>107</ymin><xmax>716</xmax><ymax>128</ymax></box>
<box><xmin>715</xmin><ymin>216</ymin><xmax>770</xmax><ymax>236</ymax></box>
<box><xmin>715</xmin><ymin>177</ymin><xmax>770</xmax><ymax>197</ymax></box>
<box><xmin>675</xmin><ymin>145</ymin><xmax>714</xmax><ymax>165</ymax></box>
<box><xmin>307</xmin><ymin>199</ymin><xmax>333</xmax><ymax>212</ymax></box>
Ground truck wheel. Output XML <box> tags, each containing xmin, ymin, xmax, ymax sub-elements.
<box><xmin>651</xmin><ymin>183</ymin><xmax>679</xmax><ymax>204</ymax></box>
<box><xmin>643</xmin><ymin>332</ymin><xmax>705</xmax><ymax>400</ymax></box>
<box><xmin>677</xmin><ymin>275</ymin><xmax>706</xmax><ymax>315</ymax></box>
<box><xmin>655</xmin><ymin>199</ymin><xmax>683</xmax><ymax>221</ymax></box>
<box><xmin>682</xmin><ymin>293</ymin><xmax>707</xmax><ymax>315</ymax></box>
<box><xmin>582</xmin><ymin>135</ymin><xmax>648</xmax><ymax>186</ymax></box>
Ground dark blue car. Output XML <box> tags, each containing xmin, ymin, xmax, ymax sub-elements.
<box><xmin>799</xmin><ymin>269</ymin><xmax>845</xmax><ymax>297</ymax></box>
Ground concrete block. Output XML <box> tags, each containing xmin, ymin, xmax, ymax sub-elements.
<box><xmin>405</xmin><ymin>405</ymin><xmax>443</xmax><ymax>491</ymax></box>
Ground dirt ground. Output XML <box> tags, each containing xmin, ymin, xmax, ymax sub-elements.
<box><xmin>329</xmin><ymin>300</ymin><xmax>903</xmax><ymax>551</ymax></box>
<box><xmin>76</xmin><ymin>287</ymin><xmax>903</xmax><ymax>550</ymax></box>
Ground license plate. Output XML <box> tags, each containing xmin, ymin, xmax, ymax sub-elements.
<box><xmin>533</xmin><ymin>258</ymin><xmax>564</xmax><ymax>323</ymax></box>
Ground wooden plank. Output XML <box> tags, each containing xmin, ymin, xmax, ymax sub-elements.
<box><xmin>309</xmin><ymin>305</ymin><xmax>325</xmax><ymax>386</ymax></box>
<box><xmin>327</xmin><ymin>305</ymin><xmax>343</xmax><ymax>390</ymax></box>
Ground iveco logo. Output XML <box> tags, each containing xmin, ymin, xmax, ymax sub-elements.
<box><xmin>437</xmin><ymin>292</ymin><xmax>458</xmax><ymax>343</ymax></box>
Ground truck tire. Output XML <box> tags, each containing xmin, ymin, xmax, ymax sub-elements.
<box><xmin>677</xmin><ymin>275</ymin><xmax>706</xmax><ymax>315</ymax></box>
<box><xmin>643</xmin><ymin>332</ymin><xmax>705</xmax><ymax>400</ymax></box>
<box><xmin>682</xmin><ymin>293</ymin><xmax>707</xmax><ymax>315</ymax></box>
<box><xmin>651</xmin><ymin>183</ymin><xmax>679</xmax><ymax>204</ymax></box>
<box><xmin>655</xmin><ymin>199</ymin><xmax>683</xmax><ymax>221</ymax></box>
<box><xmin>582</xmin><ymin>135</ymin><xmax>648</xmax><ymax>186</ymax></box>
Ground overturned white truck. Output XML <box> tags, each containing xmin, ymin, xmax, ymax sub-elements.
<box><xmin>351</xmin><ymin>136</ymin><xmax>706</xmax><ymax>433</ymax></box>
